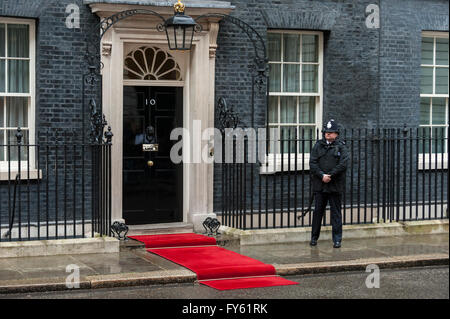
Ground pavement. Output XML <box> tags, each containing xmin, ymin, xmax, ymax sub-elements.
<box><xmin>0</xmin><ymin>232</ymin><xmax>448</xmax><ymax>294</ymax></box>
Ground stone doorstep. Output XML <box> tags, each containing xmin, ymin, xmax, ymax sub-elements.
<box><xmin>220</xmin><ymin>220</ymin><xmax>450</xmax><ymax>246</ymax></box>
<box><xmin>0</xmin><ymin>254</ymin><xmax>447</xmax><ymax>294</ymax></box>
<box><xmin>126</xmin><ymin>222</ymin><xmax>194</xmax><ymax>236</ymax></box>
<box><xmin>0</xmin><ymin>237</ymin><xmax>120</xmax><ymax>258</ymax></box>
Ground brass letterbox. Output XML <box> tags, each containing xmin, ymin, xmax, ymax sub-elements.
<box><xmin>143</xmin><ymin>144</ymin><xmax>159</xmax><ymax>152</ymax></box>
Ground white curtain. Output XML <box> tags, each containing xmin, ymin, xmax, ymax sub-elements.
<box><xmin>7</xmin><ymin>24</ymin><xmax>29</xmax><ymax>58</ymax></box>
<box><xmin>432</xmin><ymin>97</ymin><xmax>446</xmax><ymax>125</ymax></box>
<box><xmin>8</xmin><ymin>59</ymin><xmax>29</xmax><ymax>93</ymax></box>
<box><xmin>0</xmin><ymin>97</ymin><xmax>29</xmax><ymax>161</ymax></box>
<box><xmin>302</xmin><ymin>64</ymin><xmax>318</xmax><ymax>93</ymax></box>
<box><xmin>5</xmin><ymin>24</ymin><xmax>29</xmax><ymax>93</ymax></box>
<box><xmin>283</xmin><ymin>64</ymin><xmax>299</xmax><ymax>92</ymax></box>
<box><xmin>435</xmin><ymin>67</ymin><xmax>448</xmax><ymax>95</ymax></box>
<box><xmin>7</xmin><ymin>96</ymin><xmax>28</xmax><ymax>127</ymax></box>
<box><xmin>269</xmin><ymin>64</ymin><xmax>281</xmax><ymax>92</ymax></box>
<box><xmin>0</xmin><ymin>23</ymin><xmax>5</xmax><ymax>92</ymax></box>
<box><xmin>0</xmin><ymin>24</ymin><xmax>30</xmax><ymax>162</ymax></box>
<box><xmin>421</xmin><ymin>67</ymin><xmax>433</xmax><ymax>94</ymax></box>
<box><xmin>436</xmin><ymin>38</ymin><xmax>449</xmax><ymax>65</ymax></box>
<box><xmin>302</xmin><ymin>35</ymin><xmax>318</xmax><ymax>63</ymax></box>
<box><xmin>421</xmin><ymin>37</ymin><xmax>434</xmax><ymax>65</ymax></box>
<box><xmin>0</xmin><ymin>23</ymin><xmax>4</xmax><ymax>56</ymax></box>
<box><xmin>280</xmin><ymin>96</ymin><xmax>296</xmax><ymax>123</ymax></box>
<box><xmin>268</xmin><ymin>33</ymin><xmax>281</xmax><ymax>62</ymax></box>
<box><xmin>0</xmin><ymin>60</ymin><xmax>5</xmax><ymax>93</ymax></box>
<box><xmin>0</xmin><ymin>97</ymin><xmax>3</xmax><ymax>161</ymax></box>
<box><xmin>283</xmin><ymin>34</ymin><xmax>300</xmax><ymax>62</ymax></box>
<box><xmin>299</xmin><ymin>97</ymin><xmax>315</xmax><ymax>123</ymax></box>
<box><xmin>268</xmin><ymin>96</ymin><xmax>278</xmax><ymax>123</ymax></box>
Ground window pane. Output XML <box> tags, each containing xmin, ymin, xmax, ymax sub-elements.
<box><xmin>419</xmin><ymin>127</ymin><xmax>431</xmax><ymax>154</ymax></box>
<box><xmin>0</xmin><ymin>59</ymin><xmax>5</xmax><ymax>92</ymax></box>
<box><xmin>280</xmin><ymin>97</ymin><xmax>297</xmax><ymax>123</ymax></box>
<box><xmin>420</xmin><ymin>67</ymin><xmax>433</xmax><ymax>94</ymax></box>
<box><xmin>280</xmin><ymin>126</ymin><xmax>297</xmax><ymax>153</ymax></box>
<box><xmin>6</xmin><ymin>97</ymin><xmax>28</xmax><ymax>127</ymax></box>
<box><xmin>0</xmin><ymin>97</ymin><xmax>3</xmax><ymax>127</ymax></box>
<box><xmin>283</xmin><ymin>34</ymin><xmax>300</xmax><ymax>62</ymax></box>
<box><xmin>8</xmin><ymin>59</ymin><xmax>29</xmax><ymax>93</ymax></box>
<box><xmin>302</xmin><ymin>35</ymin><xmax>318</xmax><ymax>63</ymax></box>
<box><xmin>0</xmin><ymin>130</ymin><xmax>3</xmax><ymax>160</ymax></box>
<box><xmin>432</xmin><ymin>98</ymin><xmax>446</xmax><ymax>125</ymax></box>
<box><xmin>7</xmin><ymin>129</ymin><xmax>28</xmax><ymax>161</ymax></box>
<box><xmin>302</xmin><ymin>64</ymin><xmax>318</xmax><ymax>93</ymax></box>
<box><xmin>298</xmin><ymin>126</ymin><xmax>315</xmax><ymax>153</ymax></box>
<box><xmin>268</xmin><ymin>33</ymin><xmax>281</xmax><ymax>62</ymax></box>
<box><xmin>420</xmin><ymin>97</ymin><xmax>431</xmax><ymax>125</ymax></box>
<box><xmin>268</xmin><ymin>126</ymin><xmax>279</xmax><ymax>154</ymax></box>
<box><xmin>7</xmin><ymin>24</ymin><xmax>29</xmax><ymax>58</ymax></box>
<box><xmin>421</xmin><ymin>37</ymin><xmax>434</xmax><ymax>65</ymax></box>
<box><xmin>0</xmin><ymin>23</ymin><xmax>5</xmax><ymax>57</ymax></box>
<box><xmin>268</xmin><ymin>96</ymin><xmax>278</xmax><ymax>123</ymax></box>
<box><xmin>269</xmin><ymin>64</ymin><xmax>281</xmax><ymax>92</ymax></box>
<box><xmin>299</xmin><ymin>96</ymin><xmax>315</xmax><ymax>123</ymax></box>
<box><xmin>432</xmin><ymin>127</ymin><xmax>446</xmax><ymax>153</ymax></box>
<box><xmin>436</xmin><ymin>38</ymin><xmax>449</xmax><ymax>65</ymax></box>
<box><xmin>283</xmin><ymin>64</ymin><xmax>300</xmax><ymax>92</ymax></box>
<box><xmin>435</xmin><ymin>67</ymin><xmax>448</xmax><ymax>94</ymax></box>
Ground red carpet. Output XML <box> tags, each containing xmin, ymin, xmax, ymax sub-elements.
<box><xmin>128</xmin><ymin>233</ymin><xmax>217</xmax><ymax>248</ymax></box>
<box><xmin>130</xmin><ymin>233</ymin><xmax>298</xmax><ymax>290</ymax></box>
<box><xmin>200</xmin><ymin>276</ymin><xmax>297</xmax><ymax>290</ymax></box>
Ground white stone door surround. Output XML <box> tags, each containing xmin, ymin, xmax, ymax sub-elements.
<box><xmin>87</xmin><ymin>2</ymin><xmax>233</xmax><ymax>231</ymax></box>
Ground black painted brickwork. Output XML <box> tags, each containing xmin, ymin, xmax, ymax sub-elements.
<box><xmin>213</xmin><ymin>0</ymin><xmax>449</xmax><ymax>213</ymax></box>
<box><xmin>0</xmin><ymin>0</ymin><xmax>448</xmax><ymax>224</ymax></box>
<box><xmin>0</xmin><ymin>0</ymin><xmax>100</xmax><ymax>229</ymax></box>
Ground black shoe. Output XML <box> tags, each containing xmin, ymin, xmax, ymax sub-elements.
<box><xmin>333</xmin><ymin>242</ymin><xmax>341</xmax><ymax>248</ymax></box>
<box><xmin>310</xmin><ymin>239</ymin><xmax>318</xmax><ymax>246</ymax></box>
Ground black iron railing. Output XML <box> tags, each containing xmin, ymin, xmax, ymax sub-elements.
<box><xmin>218</xmin><ymin>126</ymin><xmax>449</xmax><ymax>230</ymax></box>
<box><xmin>0</xmin><ymin>128</ymin><xmax>112</xmax><ymax>241</ymax></box>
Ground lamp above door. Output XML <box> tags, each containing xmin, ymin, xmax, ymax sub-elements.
<box><xmin>164</xmin><ymin>0</ymin><xmax>197</xmax><ymax>50</ymax></box>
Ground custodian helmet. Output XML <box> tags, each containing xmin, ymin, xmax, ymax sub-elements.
<box><xmin>322</xmin><ymin>119</ymin><xmax>340</xmax><ymax>134</ymax></box>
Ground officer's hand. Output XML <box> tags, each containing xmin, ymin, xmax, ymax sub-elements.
<box><xmin>322</xmin><ymin>174</ymin><xmax>331</xmax><ymax>183</ymax></box>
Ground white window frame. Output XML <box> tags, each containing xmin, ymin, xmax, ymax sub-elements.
<box><xmin>262</xmin><ymin>30</ymin><xmax>323</xmax><ymax>174</ymax></box>
<box><xmin>0</xmin><ymin>17</ymin><xmax>36</xmax><ymax>178</ymax></box>
<box><xmin>419</xmin><ymin>31</ymin><xmax>449</xmax><ymax>170</ymax></box>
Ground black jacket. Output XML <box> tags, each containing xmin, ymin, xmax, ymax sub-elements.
<box><xmin>309</xmin><ymin>138</ymin><xmax>349</xmax><ymax>193</ymax></box>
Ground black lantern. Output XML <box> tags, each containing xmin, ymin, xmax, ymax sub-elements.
<box><xmin>164</xmin><ymin>0</ymin><xmax>197</xmax><ymax>50</ymax></box>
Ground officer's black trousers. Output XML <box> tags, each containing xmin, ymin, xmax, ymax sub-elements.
<box><xmin>311</xmin><ymin>192</ymin><xmax>343</xmax><ymax>243</ymax></box>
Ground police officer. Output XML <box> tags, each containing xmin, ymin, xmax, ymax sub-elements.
<box><xmin>309</xmin><ymin>119</ymin><xmax>349</xmax><ymax>248</ymax></box>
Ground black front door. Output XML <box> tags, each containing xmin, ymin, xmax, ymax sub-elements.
<box><xmin>123</xmin><ymin>86</ymin><xmax>183</xmax><ymax>225</ymax></box>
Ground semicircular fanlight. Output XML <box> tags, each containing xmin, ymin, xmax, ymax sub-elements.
<box><xmin>123</xmin><ymin>46</ymin><xmax>182</xmax><ymax>81</ymax></box>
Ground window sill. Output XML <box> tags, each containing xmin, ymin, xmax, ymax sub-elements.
<box><xmin>259</xmin><ymin>154</ymin><xmax>310</xmax><ymax>174</ymax></box>
<box><xmin>0</xmin><ymin>169</ymin><xmax>43</xmax><ymax>181</ymax></box>
<box><xmin>417</xmin><ymin>154</ymin><xmax>448</xmax><ymax>170</ymax></box>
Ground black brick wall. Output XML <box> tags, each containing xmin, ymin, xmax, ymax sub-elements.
<box><xmin>379</xmin><ymin>0</ymin><xmax>449</xmax><ymax>127</ymax></box>
<box><xmin>0</xmin><ymin>0</ymin><xmax>448</xmax><ymax>227</ymax></box>
<box><xmin>213</xmin><ymin>0</ymin><xmax>449</xmax><ymax>214</ymax></box>
<box><xmin>0</xmin><ymin>0</ymin><xmax>100</xmax><ymax>231</ymax></box>
<box><xmin>0</xmin><ymin>0</ymin><xmax>100</xmax><ymax>132</ymax></box>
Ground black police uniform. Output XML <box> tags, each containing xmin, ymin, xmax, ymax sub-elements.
<box><xmin>309</xmin><ymin>120</ymin><xmax>349</xmax><ymax>247</ymax></box>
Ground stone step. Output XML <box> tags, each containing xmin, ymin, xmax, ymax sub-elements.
<box><xmin>126</xmin><ymin>222</ymin><xmax>195</xmax><ymax>237</ymax></box>
<box><xmin>120</xmin><ymin>223</ymin><xmax>195</xmax><ymax>250</ymax></box>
